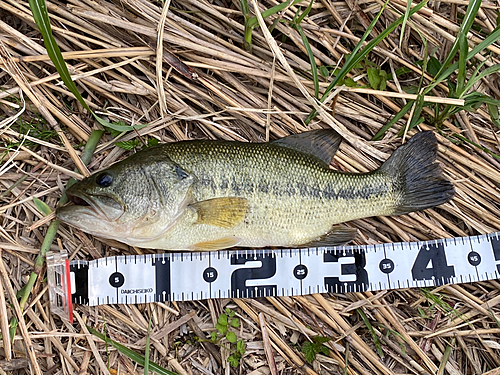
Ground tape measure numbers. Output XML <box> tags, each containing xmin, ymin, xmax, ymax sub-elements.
<box><xmin>48</xmin><ymin>232</ymin><xmax>500</xmax><ymax>322</ymax></box>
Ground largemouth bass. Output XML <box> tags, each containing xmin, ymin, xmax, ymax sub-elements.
<box><xmin>56</xmin><ymin>130</ymin><xmax>454</xmax><ymax>250</ymax></box>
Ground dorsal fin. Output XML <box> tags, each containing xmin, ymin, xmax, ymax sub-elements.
<box><xmin>271</xmin><ymin>129</ymin><xmax>342</xmax><ymax>165</ymax></box>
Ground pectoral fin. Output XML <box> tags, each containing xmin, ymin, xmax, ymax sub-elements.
<box><xmin>192</xmin><ymin>237</ymin><xmax>241</xmax><ymax>251</ymax></box>
<box><xmin>299</xmin><ymin>226</ymin><xmax>358</xmax><ymax>247</ymax></box>
<box><xmin>190</xmin><ymin>197</ymin><xmax>249</xmax><ymax>228</ymax></box>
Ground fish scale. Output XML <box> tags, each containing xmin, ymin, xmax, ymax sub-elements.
<box><xmin>135</xmin><ymin>141</ymin><xmax>401</xmax><ymax>248</ymax></box>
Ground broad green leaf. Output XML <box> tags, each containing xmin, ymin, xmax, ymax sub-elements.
<box><xmin>427</xmin><ymin>56</ymin><xmax>442</xmax><ymax>76</ymax></box>
<box><xmin>216</xmin><ymin>323</ymin><xmax>227</xmax><ymax>335</ymax></box>
<box><xmin>226</xmin><ymin>331</ymin><xmax>237</xmax><ymax>343</ymax></box>
<box><xmin>230</xmin><ymin>318</ymin><xmax>240</xmax><ymax>328</ymax></box>
<box><xmin>33</xmin><ymin>197</ymin><xmax>52</xmax><ymax>216</ymax></box>
<box><xmin>218</xmin><ymin>313</ymin><xmax>228</xmax><ymax>326</ymax></box>
<box><xmin>367</xmin><ymin>67</ymin><xmax>382</xmax><ymax>90</ymax></box>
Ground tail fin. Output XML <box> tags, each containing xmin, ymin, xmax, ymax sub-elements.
<box><xmin>379</xmin><ymin>131</ymin><xmax>455</xmax><ymax>215</ymax></box>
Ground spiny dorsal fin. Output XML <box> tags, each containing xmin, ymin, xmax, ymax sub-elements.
<box><xmin>190</xmin><ymin>197</ymin><xmax>249</xmax><ymax>228</ymax></box>
<box><xmin>272</xmin><ymin>129</ymin><xmax>342</xmax><ymax>165</ymax></box>
<box><xmin>191</xmin><ymin>236</ymin><xmax>241</xmax><ymax>251</ymax></box>
<box><xmin>298</xmin><ymin>225</ymin><xmax>357</xmax><ymax>247</ymax></box>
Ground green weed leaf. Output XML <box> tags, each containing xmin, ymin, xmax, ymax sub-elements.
<box><xmin>216</xmin><ymin>323</ymin><xmax>227</xmax><ymax>335</ymax></box>
<box><xmin>319</xmin><ymin>66</ymin><xmax>329</xmax><ymax>78</ymax></box>
<box><xmin>227</xmin><ymin>354</ymin><xmax>240</xmax><ymax>367</ymax></box>
<box><xmin>147</xmin><ymin>138</ymin><xmax>159</xmax><ymax>147</ymax></box>
<box><xmin>115</xmin><ymin>139</ymin><xmax>140</xmax><ymax>150</ymax></box>
<box><xmin>302</xmin><ymin>341</ymin><xmax>318</xmax><ymax>363</ymax></box>
<box><xmin>301</xmin><ymin>336</ymin><xmax>331</xmax><ymax>363</ymax></box>
<box><xmin>237</xmin><ymin>339</ymin><xmax>246</xmax><ymax>354</ymax></box>
<box><xmin>218</xmin><ymin>313</ymin><xmax>228</xmax><ymax>326</ymax></box>
<box><xmin>33</xmin><ymin>197</ymin><xmax>52</xmax><ymax>216</ymax></box>
<box><xmin>230</xmin><ymin>318</ymin><xmax>240</xmax><ymax>328</ymax></box>
<box><xmin>226</xmin><ymin>331</ymin><xmax>237</xmax><ymax>343</ymax></box>
<box><xmin>367</xmin><ymin>67</ymin><xmax>387</xmax><ymax>90</ymax></box>
<box><xmin>427</xmin><ymin>56</ymin><xmax>442</xmax><ymax>76</ymax></box>
<box><xmin>210</xmin><ymin>331</ymin><xmax>218</xmax><ymax>342</ymax></box>
<box><xmin>313</xmin><ymin>336</ymin><xmax>331</xmax><ymax>344</ymax></box>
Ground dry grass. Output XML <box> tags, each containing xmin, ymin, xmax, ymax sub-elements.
<box><xmin>1</xmin><ymin>0</ymin><xmax>500</xmax><ymax>374</ymax></box>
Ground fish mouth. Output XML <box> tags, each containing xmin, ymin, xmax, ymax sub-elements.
<box><xmin>64</xmin><ymin>191</ymin><xmax>124</xmax><ymax>221</ymax></box>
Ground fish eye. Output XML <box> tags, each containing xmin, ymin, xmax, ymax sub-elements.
<box><xmin>96</xmin><ymin>173</ymin><xmax>113</xmax><ymax>187</ymax></box>
<box><xmin>174</xmin><ymin>165</ymin><xmax>188</xmax><ymax>180</ymax></box>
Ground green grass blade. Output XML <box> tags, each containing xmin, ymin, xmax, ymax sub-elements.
<box><xmin>462</xmin><ymin>63</ymin><xmax>500</xmax><ymax>94</ymax></box>
<box><xmin>247</xmin><ymin>0</ymin><xmax>302</xmax><ymax>30</ymax></box>
<box><xmin>144</xmin><ymin>315</ymin><xmax>152</xmax><ymax>375</ymax></box>
<box><xmin>240</xmin><ymin>0</ymin><xmax>251</xmax><ymax>51</ymax></box>
<box><xmin>357</xmin><ymin>309</ymin><xmax>383</xmax><ymax>357</ymax></box>
<box><xmin>406</xmin><ymin>95</ymin><xmax>425</xmax><ymax>131</ymax></box>
<box><xmin>296</xmin><ymin>24</ymin><xmax>319</xmax><ymax>98</ymax></box>
<box><xmin>453</xmin><ymin>132</ymin><xmax>500</xmax><ymax>160</ymax></box>
<box><xmin>296</xmin><ymin>0</ymin><xmax>313</xmax><ymax>24</ymax></box>
<box><xmin>27</xmin><ymin>0</ymin><xmax>147</xmax><ymax>132</ymax></box>
<box><xmin>372</xmin><ymin>100</ymin><xmax>414</xmax><ymax>141</ymax></box>
<box><xmin>433</xmin><ymin>0</ymin><xmax>482</xmax><ymax>83</ymax></box>
<box><xmin>456</xmin><ymin>32</ymin><xmax>468</xmax><ymax>95</ymax></box>
<box><xmin>429</xmin><ymin>24</ymin><xmax>500</xmax><ymax>92</ymax></box>
<box><xmin>487</xmin><ymin>103</ymin><xmax>500</xmax><ymax>129</ymax></box>
<box><xmin>305</xmin><ymin>0</ymin><xmax>429</xmax><ymax>124</ymax></box>
<box><xmin>27</xmin><ymin>0</ymin><xmax>86</xmax><ymax>110</ymax></box>
<box><xmin>399</xmin><ymin>0</ymin><xmax>413</xmax><ymax>48</ymax></box>
<box><xmin>88</xmin><ymin>327</ymin><xmax>181</xmax><ymax>375</ymax></box>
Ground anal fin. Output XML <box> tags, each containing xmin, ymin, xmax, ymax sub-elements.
<box><xmin>299</xmin><ymin>226</ymin><xmax>357</xmax><ymax>248</ymax></box>
<box><xmin>191</xmin><ymin>237</ymin><xmax>241</xmax><ymax>251</ymax></box>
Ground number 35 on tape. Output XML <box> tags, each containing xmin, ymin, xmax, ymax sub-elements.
<box><xmin>48</xmin><ymin>232</ymin><xmax>500</xmax><ymax>322</ymax></box>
